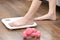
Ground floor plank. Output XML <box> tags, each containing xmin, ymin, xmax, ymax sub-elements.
<box><xmin>0</xmin><ymin>0</ymin><xmax>60</xmax><ymax>40</ymax></box>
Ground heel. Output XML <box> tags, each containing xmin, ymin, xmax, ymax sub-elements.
<box><xmin>50</xmin><ymin>15</ymin><xmax>56</xmax><ymax>21</ymax></box>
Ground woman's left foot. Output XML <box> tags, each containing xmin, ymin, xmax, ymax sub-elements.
<box><xmin>34</xmin><ymin>13</ymin><xmax>56</xmax><ymax>21</ymax></box>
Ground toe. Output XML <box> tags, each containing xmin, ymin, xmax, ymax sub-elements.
<box><xmin>9</xmin><ymin>22</ymin><xmax>17</xmax><ymax>27</ymax></box>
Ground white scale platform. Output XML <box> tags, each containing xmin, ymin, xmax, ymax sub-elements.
<box><xmin>1</xmin><ymin>17</ymin><xmax>37</xmax><ymax>30</ymax></box>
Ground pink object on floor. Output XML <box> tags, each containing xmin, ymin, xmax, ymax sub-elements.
<box><xmin>30</xmin><ymin>31</ymin><xmax>41</xmax><ymax>37</ymax></box>
<box><xmin>26</xmin><ymin>28</ymin><xmax>33</xmax><ymax>36</ymax></box>
<box><xmin>23</xmin><ymin>28</ymin><xmax>41</xmax><ymax>38</ymax></box>
<box><xmin>35</xmin><ymin>31</ymin><xmax>41</xmax><ymax>38</ymax></box>
<box><xmin>23</xmin><ymin>33</ymin><xmax>27</xmax><ymax>38</ymax></box>
<box><xmin>32</xmin><ymin>28</ymin><xmax>37</xmax><ymax>32</ymax></box>
<box><xmin>30</xmin><ymin>32</ymin><xmax>36</xmax><ymax>37</ymax></box>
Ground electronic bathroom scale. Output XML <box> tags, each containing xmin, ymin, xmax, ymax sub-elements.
<box><xmin>1</xmin><ymin>17</ymin><xmax>37</xmax><ymax>30</ymax></box>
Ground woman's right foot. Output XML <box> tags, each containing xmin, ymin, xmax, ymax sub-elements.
<box><xmin>9</xmin><ymin>17</ymin><xmax>34</xmax><ymax>27</ymax></box>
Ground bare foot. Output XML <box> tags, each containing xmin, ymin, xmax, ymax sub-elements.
<box><xmin>9</xmin><ymin>17</ymin><xmax>34</xmax><ymax>27</ymax></box>
<box><xmin>34</xmin><ymin>13</ymin><xmax>56</xmax><ymax>21</ymax></box>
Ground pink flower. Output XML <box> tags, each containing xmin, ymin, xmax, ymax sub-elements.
<box><xmin>30</xmin><ymin>32</ymin><xmax>36</xmax><ymax>37</ymax></box>
<box><xmin>23</xmin><ymin>32</ymin><xmax>27</xmax><ymax>38</ymax></box>
<box><xmin>32</xmin><ymin>28</ymin><xmax>37</xmax><ymax>32</ymax></box>
<box><xmin>35</xmin><ymin>31</ymin><xmax>41</xmax><ymax>38</ymax></box>
<box><xmin>23</xmin><ymin>28</ymin><xmax>41</xmax><ymax>38</ymax></box>
<box><xmin>26</xmin><ymin>28</ymin><xmax>33</xmax><ymax>36</ymax></box>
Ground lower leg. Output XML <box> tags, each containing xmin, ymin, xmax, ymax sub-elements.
<box><xmin>9</xmin><ymin>0</ymin><xmax>42</xmax><ymax>26</ymax></box>
<box><xmin>34</xmin><ymin>0</ymin><xmax>56</xmax><ymax>20</ymax></box>
<box><xmin>24</xmin><ymin>0</ymin><xmax>42</xmax><ymax>20</ymax></box>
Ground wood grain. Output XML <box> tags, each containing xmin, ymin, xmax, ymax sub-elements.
<box><xmin>0</xmin><ymin>0</ymin><xmax>60</xmax><ymax>40</ymax></box>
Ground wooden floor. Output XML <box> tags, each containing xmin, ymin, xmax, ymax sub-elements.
<box><xmin>0</xmin><ymin>0</ymin><xmax>60</xmax><ymax>40</ymax></box>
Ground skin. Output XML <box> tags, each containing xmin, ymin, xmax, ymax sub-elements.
<box><xmin>34</xmin><ymin>0</ymin><xmax>56</xmax><ymax>20</ymax></box>
<box><xmin>9</xmin><ymin>0</ymin><xmax>56</xmax><ymax>27</ymax></box>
